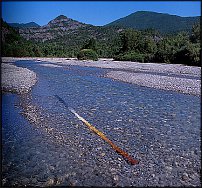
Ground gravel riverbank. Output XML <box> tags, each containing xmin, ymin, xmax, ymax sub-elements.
<box><xmin>1</xmin><ymin>62</ymin><xmax>37</xmax><ymax>94</ymax></box>
<box><xmin>2</xmin><ymin>58</ymin><xmax>201</xmax><ymax>186</ymax></box>
<box><xmin>106</xmin><ymin>71</ymin><xmax>201</xmax><ymax>96</ymax></box>
<box><xmin>2</xmin><ymin>57</ymin><xmax>201</xmax><ymax>96</ymax></box>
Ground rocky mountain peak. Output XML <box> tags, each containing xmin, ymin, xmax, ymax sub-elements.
<box><xmin>55</xmin><ymin>15</ymin><xmax>68</xmax><ymax>20</ymax></box>
<box><xmin>48</xmin><ymin>15</ymin><xmax>70</xmax><ymax>25</ymax></box>
<box><xmin>19</xmin><ymin>14</ymin><xmax>88</xmax><ymax>42</ymax></box>
<box><xmin>46</xmin><ymin>14</ymin><xmax>86</xmax><ymax>28</ymax></box>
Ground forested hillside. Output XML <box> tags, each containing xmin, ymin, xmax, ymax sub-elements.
<box><xmin>113</xmin><ymin>23</ymin><xmax>200</xmax><ymax>66</ymax></box>
<box><xmin>1</xmin><ymin>18</ymin><xmax>122</xmax><ymax>58</ymax></box>
<box><xmin>1</xmin><ymin>11</ymin><xmax>200</xmax><ymax>66</ymax></box>
<box><xmin>2</xmin><ymin>19</ymin><xmax>42</xmax><ymax>57</ymax></box>
<box><xmin>107</xmin><ymin>11</ymin><xmax>200</xmax><ymax>34</ymax></box>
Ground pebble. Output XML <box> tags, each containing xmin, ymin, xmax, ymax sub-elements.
<box><xmin>1</xmin><ymin>63</ymin><xmax>37</xmax><ymax>94</ymax></box>
<box><xmin>2</xmin><ymin>59</ymin><xmax>200</xmax><ymax>187</ymax></box>
<box><xmin>165</xmin><ymin>166</ymin><xmax>173</xmax><ymax>171</ymax></box>
<box><xmin>45</xmin><ymin>179</ymin><xmax>54</xmax><ymax>186</ymax></box>
<box><xmin>182</xmin><ymin>173</ymin><xmax>189</xmax><ymax>181</ymax></box>
<box><xmin>113</xmin><ymin>175</ymin><xmax>119</xmax><ymax>181</ymax></box>
<box><xmin>106</xmin><ymin>70</ymin><xmax>201</xmax><ymax>96</ymax></box>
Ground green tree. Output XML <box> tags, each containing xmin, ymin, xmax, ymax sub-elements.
<box><xmin>119</xmin><ymin>29</ymin><xmax>141</xmax><ymax>52</ymax></box>
<box><xmin>174</xmin><ymin>42</ymin><xmax>200</xmax><ymax>66</ymax></box>
<box><xmin>77</xmin><ymin>49</ymin><xmax>98</xmax><ymax>61</ymax></box>
<box><xmin>190</xmin><ymin>22</ymin><xmax>200</xmax><ymax>43</ymax></box>
<box><xmin>82</xmin><ymin>38</ymin><xmax>97</xmax><ymax>51</ymax></box>
<box><xmin>33</xmin><ymin>46</ymin><xmax>43</xmax><ymax>57</ymax></box>
<box><xmin>141</xmin><ymin>37</ymin><xmax>157</xmax><ymax>54</ymax></box>
<box><xmin>154</xmin><ymin>32</ymin><xmax>189</xmax><ymax>63</ymax></box>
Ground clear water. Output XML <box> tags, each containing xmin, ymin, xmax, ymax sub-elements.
<box><xmin>2</xmin><ymin>60</ymin><xmax>201</xmax><ymax>186</ymax></box>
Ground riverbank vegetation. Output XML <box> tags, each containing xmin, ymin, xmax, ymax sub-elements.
<box><xmin>2</xmin><ymin>19</ymin><xmax>200</xmax><ymax>66</ymax></box>
<box><xmin>114</xmin><ymin>23</ymin><xmax>200</xmax><ymax>66</ymax></box>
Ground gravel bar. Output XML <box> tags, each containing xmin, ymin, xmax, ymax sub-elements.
<box><xmin>106</xmin><ymin>71</ymin><xmax>201</xmax><ymax>96</ymax></box>
<box><xmin>2</xmin><ymin>57</ymin><xmax>200</xmax><ymax>96</ymax></box>
<box><xmin>2</xmin><ymin>58</ymin><xmax>201</xmax><ymax>187</ymax></box>
<box><xmin>1</xmin><ymin>63</ymin><xmax>37</xmax><ymax>94</ymax></box>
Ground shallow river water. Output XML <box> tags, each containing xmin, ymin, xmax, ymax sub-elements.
<box><xmin>2</xmin><ymin>60</ymin><xmax>201</xmax><ymax>186</ymax></box>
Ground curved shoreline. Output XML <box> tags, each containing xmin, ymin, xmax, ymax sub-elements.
<box><xmin>1</xmin><ymin>63</ymin><xmax>37</xmax><ymax>94</ymax></box>
<box><xmin>2</xmin><ymin>57</ymin><xmax>201</xmax><ymax>187</ymax></box>
<box><xmin>2</xmin><ymin>57</ymin><xmax>201</xmax><ymax>96</ymax></box>
<box><xmin>106</xmin><ymin>71</ymin><xmax>201</xmax><ymax>96</ymax></box>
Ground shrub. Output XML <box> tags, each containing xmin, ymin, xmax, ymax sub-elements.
<box><xmin>82</xmin><ymin>38</ymin><xmax>97</xmax><ymax>51</ymax></box>
<box><xmin>114</xmin><ymin>52</ymin><xmax>144</xmax><ymax>62</ymax></box>
<box><xmin>144</xmin><ymin>53</ymin><xmax>155</xmax><ymax>63</ymax></box>
<box><xmin>173</xmin><ymin>43</ymin><xmax>200</xmax><ymax>66</ymax></box>
<box><xmin>77</xmin><ymin>49</ymin><xmax>98</xmax><ymax>61</ymax></box>
<box><xmin>114</xmin><ymin>51</ymin><xmax>154</xmax><ymax>63</ymax></box>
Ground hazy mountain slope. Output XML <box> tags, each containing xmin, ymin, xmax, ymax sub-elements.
<box><xmin>8</xmin><ymin>22</ymin><xmax>40</xmax><ymax>28</ymax></box>
<box><xmin>106</xmin><ymin>11</ymin><xmax>200</xmax><ymax>34</ymax></box>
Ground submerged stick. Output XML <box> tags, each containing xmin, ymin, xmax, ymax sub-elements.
<box><xmin>69</xmin><ymin>107</ymin><xmax>139</xmax><ymax>165</ymax></box>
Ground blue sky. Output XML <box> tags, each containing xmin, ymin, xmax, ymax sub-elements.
<box><xmin>2</xmin><ymin>1</ymin><xmax>201</xmax><ymax>26</ymax></box>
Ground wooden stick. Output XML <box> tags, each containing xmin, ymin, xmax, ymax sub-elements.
<box><xmin>69</xmin><ymin>108</ymin><xmax>139</xmax><ymax>165</ymax></box>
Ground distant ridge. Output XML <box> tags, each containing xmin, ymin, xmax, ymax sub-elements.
<box><xmin>106</xmin><ymin>11</ymin><xmax>200</xmax><ymax>34</ymax></box>
<box><xmin>8</xmin><ymin>22</ymin><xmax>40</xmax><ymax>28</ymax></box>
<box><xmin>5</xmin><ymin>11</ymin><xmax>200</xmax><ymax>42</ymax></box>
<box><xmin>7</xmin><ymin>11</ymin><xmax>200</xmax><ymax>34</ymax></box>
<box><xmin>17</xmin><ymin>14</ymin><xmax>90</xmax><ymax>42</ymax></box>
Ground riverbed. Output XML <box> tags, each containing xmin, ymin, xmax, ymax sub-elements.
<box><xmin>2</xmin><ymin>59</ymin><xmax>201</xmax><ymax>186</ymax></box>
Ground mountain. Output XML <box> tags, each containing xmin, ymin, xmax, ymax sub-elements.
<box><xmin>1</xmin><ymin>19</ymin><xmax>41</xmax><ymax>57</ymax></box>
<box><xmin>13</xmin><ymin>12</ymin><xmax>200</xmax><ymax>43</ymax></box>
<box><xmin>2</xmin><ymin>15</ymin><xmax>122</xmax><ymax>57</ymax></box>
<box><xmin>18</xmin><ymin>15</ymin><xmax>121</xmax><ymax>42</ymax></box>
<box><xmin>8</xmin><ymin>22</ymin><xmax>40</xmax><ymax>28</ymax></box>
<box><xmin>106</xmin><ymin>11</ymin><xmax>200</xmax><ymax>34</ymax></box>
<box><xmin>2</xmin><ymin>15</ymin><xmax>200</xmax><ymax>66</ymax></box>
<box><xmin>18</xmin><ymin>15</ymin><xmax>92</xmax><ymax>42</ymax></box>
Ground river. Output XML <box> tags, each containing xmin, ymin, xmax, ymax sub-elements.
<box><xmin>2</xmin><ymin>60</ymin><xmax>201</xmax><ymax>186</ymax></box>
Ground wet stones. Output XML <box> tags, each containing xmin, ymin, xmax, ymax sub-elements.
<box><xmin>2</xmin><ymin>59</ymin><xmax>201</xmax><ymax>187</ymax></box>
